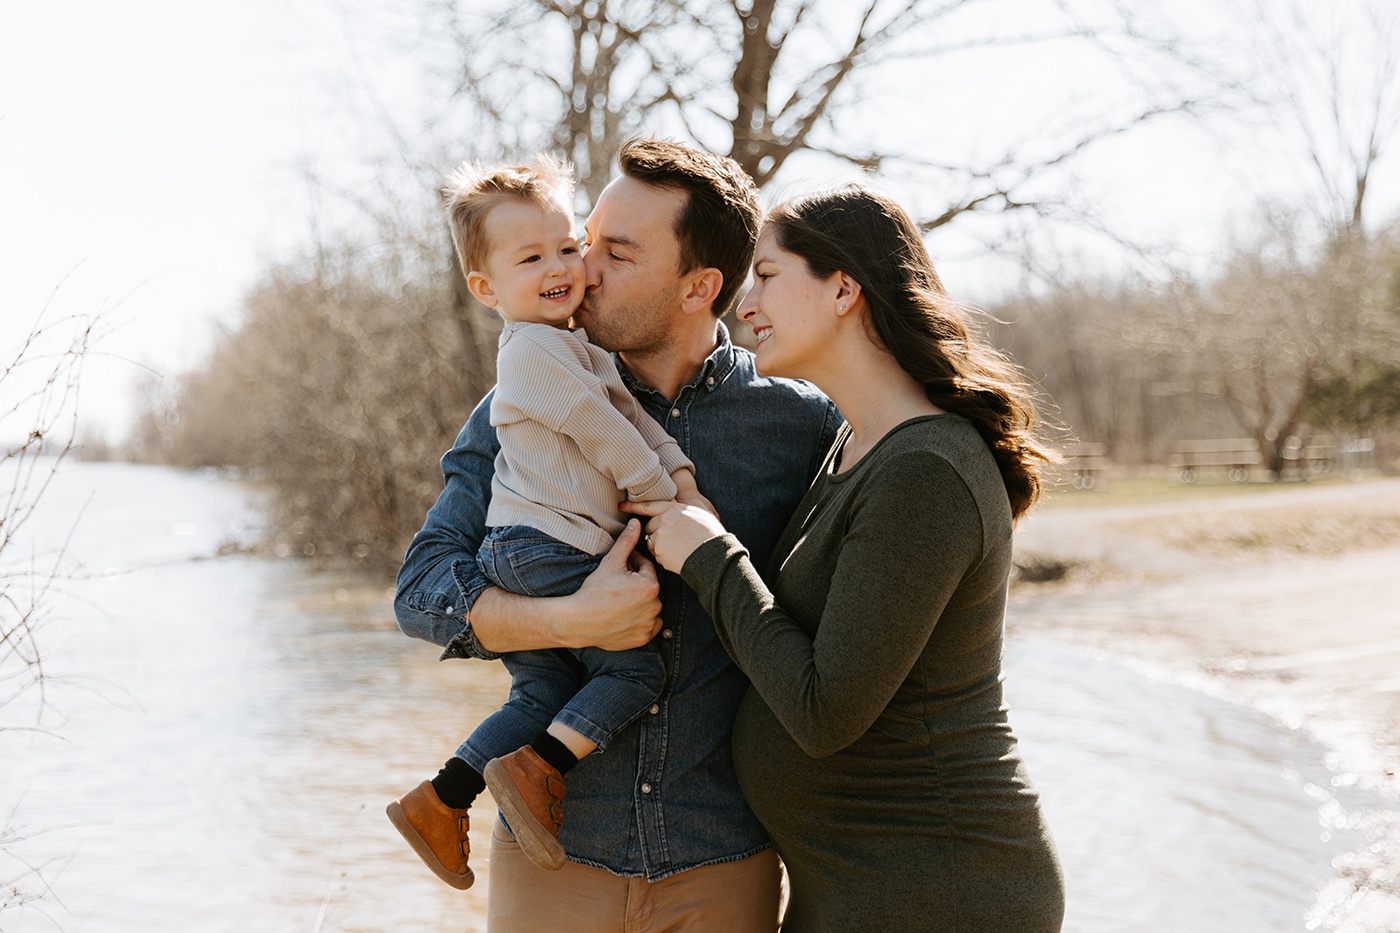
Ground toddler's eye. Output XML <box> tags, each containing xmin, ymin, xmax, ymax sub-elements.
<box><xmin>521</xmin><ymin>254</ymin><xmax>541</xmax><ymax>264</ymax></box>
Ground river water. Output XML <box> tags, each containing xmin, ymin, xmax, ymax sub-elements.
<box><xmin>2</xmin><ymin>461</ymin><xmax>1392</xmax><ymax>932</ymax></box>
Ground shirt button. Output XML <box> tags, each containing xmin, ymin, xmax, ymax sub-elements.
<box><xmin>445</xmin><ymin>605</ymin><xmax>454</xmax><ymax>613</ymax></box>
<box><xmin>641</xmin><ymin>783</ymin><xmax>652</xmax><ymax>794</ymax></box>
<box><xmin>649</xmin><ymin>704</ymin><xmax>660</xmax><ymax>715</ymax></box>
<box><xmin>706</xmin><ymin>376</ymin><xmax>715</xmax><ymax>386</ymax></box>
<box><xmin>661</xmin><ymin>629</ymin><xmax>673</xmax><ymax>639</ymax></box>
<box><xmin>670</xmin><ymin>407</ymin><xmax>681</xmax><ymax>418</ymax></box>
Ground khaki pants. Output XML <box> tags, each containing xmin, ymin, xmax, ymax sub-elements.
<box><xmin>486</xmin><ymin>819</ymin><xmax>781</xmax><ymax>932</ymax></box>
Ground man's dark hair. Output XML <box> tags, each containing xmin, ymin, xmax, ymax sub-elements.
<box><xmin>616</xmin><ymin>137</ymin><xmax>760</xmax><ymax>317</ymax></box>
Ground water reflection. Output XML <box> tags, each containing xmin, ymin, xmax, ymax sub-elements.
<box><xmin>3</xmin><ymin>463</ymin><xmax>1392</xmax><ymax>931</ymax></box>
<box><xmin>1004</xmin><ymin>639</ymin><xmax>1386</xmax><ymax>932</ymax></box>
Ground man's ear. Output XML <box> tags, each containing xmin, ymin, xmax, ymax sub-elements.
<box><xmin>679</xmin><ymin>267</ymin><xmax>724</xmax><ymax>315</ymax></box>
<box><xmin>466</xmin><ymin>270</ymin><xmax>498</xmax><ymax>308</ymax></box>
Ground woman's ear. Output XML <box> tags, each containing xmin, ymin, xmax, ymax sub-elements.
<box><xmin>834</xmin><ymin>273</ymin><xmax>862</xmax><ymax>316</ymax></box>
<box><xmin>466</xmin><ymin>270</ymin><xmax>498</xmax><ymax>308</ymax></box>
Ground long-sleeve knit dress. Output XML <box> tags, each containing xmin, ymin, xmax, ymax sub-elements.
<box><xmin>681</xmin><ymin>414</ymin><xmax>1065</xmax><ymax>933</ymax></box>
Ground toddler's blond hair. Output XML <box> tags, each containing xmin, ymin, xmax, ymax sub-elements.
<box><xmin>442</xmin><ymin>154</ymin><xmax>576</xmax><ymax>273</ymax></box>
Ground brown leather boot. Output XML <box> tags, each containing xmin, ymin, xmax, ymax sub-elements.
<box><xmin>483</xmin><ymin>746</ymin><xmax>567</xmax><ymax>871</ymax></box>
<box><xmin>386</xmin><ymin>780</ymin><xmax>474</xmax><ymax>889</ymax></box>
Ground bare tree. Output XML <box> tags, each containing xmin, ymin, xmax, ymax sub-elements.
<box><xmin>1244</xmin><ymin>0</ymin><xmax>1400</xmax><ymax>239</ymax></box>
<box><xmin>992</xmin><ymin>281</ymin><xmax>1176</xmax><ymax>462</ymax></box>
<box><xmin>146</xmin><ymin>229</ymin><xmax>474</xmax><ymax>574</ymax></box>
<box><xmin>1</xmin><ymin>295</ymin><xmax>102</xmax><ymax>915</ymax></box>
<box><xmin>432</xmin><ymin>0</ymin><xmax>1208</xmax><ymax>225</ymax></box>
<box><xmin>389</xmin><ymin>0</ymin><xmax>1221</xmax><ymax>405</ymax></box>
<box><xmin>1166</xmin><ymin>0</ymin><xmax>1400</xmax><ymax>463</ymax></box>
<box><xmin>1185</xmin><ymin>225</ymin><xmax>1327</xmax><ymax>473</ymax></box>
<box><xmin>1304</xmin><ymin>229</ymin><xmax>1400</xmax><ymax>436</ymax></box>
<box><xmin>1</xmin><ymin>300</ymin><xmax>98</xmax><ymax>727</ymax></box>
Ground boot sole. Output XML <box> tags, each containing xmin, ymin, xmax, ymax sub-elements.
<box><xmin>386</xmin><ymin>799</ymin><xmax>476</xmax><ymax>890</ymax></box>
<box><xmin>483</xmin><ymin>759</ymin><xmax>567</xmax><ymax>871</ymax></box>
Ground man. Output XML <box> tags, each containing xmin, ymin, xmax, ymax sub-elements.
<box><xmin>395</xmin><ymin>137</ymin><xmax>840</xmax><ymax>931</ymax></box>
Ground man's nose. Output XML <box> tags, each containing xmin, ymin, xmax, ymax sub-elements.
<box><xmin>582</xmin><ymin>251</ymin><xmax>602</xmax><ymax>287</ymax></box>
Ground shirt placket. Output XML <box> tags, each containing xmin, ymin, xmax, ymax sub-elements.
<box><xmin>633</xmin><ymin>381</ymin><xmax>695</xmax><ymax>876</ymax></box>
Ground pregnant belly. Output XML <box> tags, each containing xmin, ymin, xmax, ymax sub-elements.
<box><xmin>732</xmin><ymin>687</ymin><xmax>1051</xmax><ymax>846</ymax></box>
<box><xmin>731</xmin><ymin>690</ymin><xmax>948</xmax><ymax>838</ymax></box>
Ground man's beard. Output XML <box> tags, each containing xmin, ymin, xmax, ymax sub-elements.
<box><xmin>576</xmin><ymin>289</ymin><xmax>675</xmax><ymax>357</ymax></box>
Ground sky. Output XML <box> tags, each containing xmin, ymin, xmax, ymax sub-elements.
<box><xmin>1</xmin><ymin>0</ymin><xmax>362</xmax><ymax>445</ymax></box>
<box><xmin>3</xmin><ymin>0</ymin><xmax>1397</xmax><ymax>445</ymax></box>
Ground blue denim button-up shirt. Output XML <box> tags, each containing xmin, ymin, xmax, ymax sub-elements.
<box><xmin>395</xmin><ymin>322</ymin><xmax>840</xmax><ymax>880</ymax></box>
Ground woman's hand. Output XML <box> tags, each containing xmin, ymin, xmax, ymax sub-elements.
<box><xmin>620</xmin><ymin>499</ymin><xmax>728</xmax><ymax>573</ymax></box>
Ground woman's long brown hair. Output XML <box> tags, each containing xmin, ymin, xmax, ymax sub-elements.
<box><xmin>766</xmin><ymin>185</ymin><xmax>1053</xmax><ymax>519</ymax></box>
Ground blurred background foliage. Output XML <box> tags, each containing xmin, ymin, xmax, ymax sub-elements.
<box><xmin>123</xmin><ymin>0</ymin><xmax>1400</xmax><ymax>576</ymax></box>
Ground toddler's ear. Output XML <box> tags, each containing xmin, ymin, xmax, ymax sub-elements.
<box><xmin>466</xmin><ymin>270</ymin><xmax>498</xmax><ymax>308</ymax></box>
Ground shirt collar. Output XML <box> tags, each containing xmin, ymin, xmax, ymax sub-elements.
<box><xmin>615</xmin><ymin>320</ymin><xmax>738</xmax><ymax>399</ymax></box>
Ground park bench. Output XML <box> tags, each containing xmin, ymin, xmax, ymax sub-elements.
<box><xmin>1058</xmin><ymin>441</ymin><xmax>1113</xmax><ymax>490</ymax></box>
<box><xmin>1280</xmin><ymin>435</ymin><xmax>1335</xmax><ymax>476</ymax></box>
<box><xmin>1337</xmin><ymin>437</ymin><xmax>1376</xmax><ymax>473</ymax></box>
<box><xmin>1170</xmin><ymin>438</ymin><xmax>1261</xmax><ymax>483</ymax></box>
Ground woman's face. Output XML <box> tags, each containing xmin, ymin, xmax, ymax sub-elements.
<box><xmin>737</xmin><ymin>229</ymin><xmax>840</xmax><ymax>380</ymax></box>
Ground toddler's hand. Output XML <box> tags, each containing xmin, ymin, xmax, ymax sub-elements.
<box><xmin>670</xmin><ymin>467</ymin><xmax>717</xmax><ymax>517</ymax></box>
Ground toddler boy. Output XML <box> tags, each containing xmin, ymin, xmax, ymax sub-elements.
<box><xmin>387</xmin><ymin>154</ymin><xmax>695</xmax><ymax>888</ymax></box>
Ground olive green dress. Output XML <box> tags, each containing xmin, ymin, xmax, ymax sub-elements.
<box><xmin>682</xmin><ymin>415</ymin><xmax>1064</xmax><ymax>933</ymax></box>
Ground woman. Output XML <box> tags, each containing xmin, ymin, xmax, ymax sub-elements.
<box><xmin>623</xmin><ymin>186</ymin><xmax>1065</xmax><ymax>932</ymax></box>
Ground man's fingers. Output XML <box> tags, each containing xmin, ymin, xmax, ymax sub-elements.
<box><xmin>602</xmin><ymin>519</ymin><xmax>643</xmax><ymax>568</ymax></box>
<box><xmin>619</xmin><ymin>499</ymin><xmax>666</xmax><ymax>517</ymax></box>
<box><xmin>628</xmin><ymin>549</ymin><xmax>658</xmax><ymax>579</ymax></box>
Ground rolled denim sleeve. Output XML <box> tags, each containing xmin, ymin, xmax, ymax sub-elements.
<box><xmin>394</xmin><ymin>391</ymin><xmax>502</xmax><ymax>660</ymax></box>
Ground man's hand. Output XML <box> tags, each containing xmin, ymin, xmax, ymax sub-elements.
<box><xmin>566</xmin><ymin>519</ymin><xmax>665</xmax><ymax>650</ymax></box>
<box><xmin>466</xmin><ymin>519</ymin><xmax>663</xmax><ymax>654</ymax></box>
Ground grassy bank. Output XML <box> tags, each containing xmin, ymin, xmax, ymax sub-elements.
<box><xmin>1041</xmin><ymin>472</ymin><xmax>1368</xmax><ymax>509</ymax></box>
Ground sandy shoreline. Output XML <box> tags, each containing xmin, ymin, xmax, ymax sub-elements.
<box><xmin>1007</xmin><ymin>474</ymin><xmax>1400</xmax><ymax>931</ymax></box>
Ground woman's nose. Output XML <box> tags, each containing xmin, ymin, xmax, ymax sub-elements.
<box><xmin>737</xmin><ymin>289</ymin><xmax>757</xmax><ymax>321</ymax></box>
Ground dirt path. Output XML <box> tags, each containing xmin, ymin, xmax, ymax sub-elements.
<box><xmin>1009</xmin><ymin>476</ymin><xmax>1400</xmax><ymax>767</ymax></box>
<box><xmin>1005</xmin><ymin>475</ymin><xmax>1400</xmax><ymax>930</ymax></box>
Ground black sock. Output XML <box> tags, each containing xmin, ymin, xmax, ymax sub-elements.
<box><xmin>431</xmin><ymin>756</ymin><xmax>486</xmax><ymax>809</ymax></box>
<box><xmin>530</xmin><ymin>732</ymin><xmax>580</xmax><ymax>774</ymax></box>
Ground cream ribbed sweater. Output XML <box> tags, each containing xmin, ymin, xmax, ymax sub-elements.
<box><xmin>487</xmin><ymin>322</ymin><xmax>693</xmax><ymax>555</ymax></box>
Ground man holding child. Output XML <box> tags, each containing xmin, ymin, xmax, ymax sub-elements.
<box><xmin>394</xmin><ymin>137</ymin><xmax>840</xmax><ymax>930</ymax></box>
